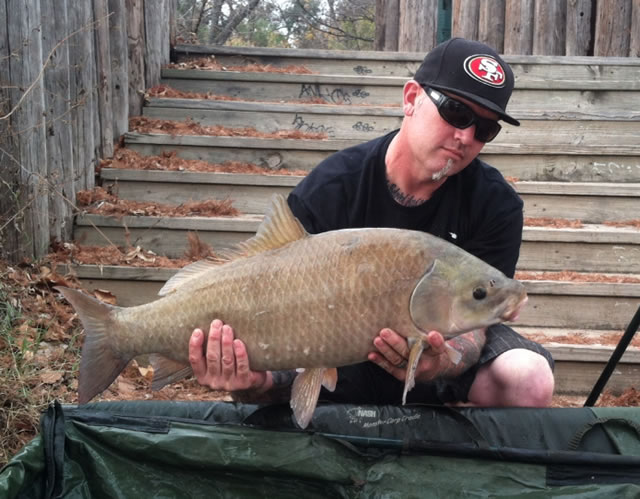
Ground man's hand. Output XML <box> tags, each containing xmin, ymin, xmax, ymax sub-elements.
<box><xmin>189</xmin><ymin>319</ymin><xmax>272</xmax><ymax>393</ymax></box>
<box><xmin>368</xmin><ymin>328</ymin><xmax>487</xmax><ymax>382</ymax></box>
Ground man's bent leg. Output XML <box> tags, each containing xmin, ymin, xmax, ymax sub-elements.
<box><xmin>467</xmin><ymin>349</ymin><xmax>554</xmax><ymax>407</ymax></box>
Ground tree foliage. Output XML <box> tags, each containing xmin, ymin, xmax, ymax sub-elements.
<box><xmin>175</xmin><ymin>0</ymin><xmax>375</xmax><ymax>49</ymax></box>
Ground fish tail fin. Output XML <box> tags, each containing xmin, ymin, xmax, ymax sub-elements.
<box><xmin>56</xmin><ymin>286</ymin><xmax>130</xmax><ymax>403</ymax></box>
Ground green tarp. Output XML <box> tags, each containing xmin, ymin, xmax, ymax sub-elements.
<box><xmin>2</xmin><ymin>401</ymin><xmax>640</xmax><ymax>498</ymax></box>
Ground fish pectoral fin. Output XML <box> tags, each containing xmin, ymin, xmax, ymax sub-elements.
<box><xmin>322</xmin><ymin>367</ymin><xmax>338</xmax><ymax>392</ymax></box>
<box><xmin>149</xmin><ymin>354</ymin><xmax>193</xmax><ymax>390</ymax></box>
<box><xmin>290</xmin><ymin>367</ymin><xmax>326</xmax><ymax>429</ymax></box>
<box><xmin>402</xmin><ymin>340</ymin><xmax>426</xmax><ymax>405</ymax></box>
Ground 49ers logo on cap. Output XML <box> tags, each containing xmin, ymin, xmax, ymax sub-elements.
<box><xmin>463</xmin><ymin>55</ymin><xmax>506</xmax><ymax>88</ymax></box>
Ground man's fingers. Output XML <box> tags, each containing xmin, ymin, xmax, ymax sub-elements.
<box><xmin>368</xmin><ymin>352</ymin><xmax>405</xmax><ymax>380</ymax></box>
<box><xmin>233</xmin><ymin>339</ymin><xmax>250</xmax><ymax>377</ymax></box>
<box><xmin>206</xmin><ymin>320</ymin><xmax>223</xmax><ymax>372</ymax></box>
<box><xmin>189</xmin><ymin>329</ymin><xmax>207</xmax><ymax>379</ymax></box>
<box><xmin>425</xmin><ymin>330</ymin><xmax>446</xmax><ymax>353</ymax></box>
<box><xmin>220</xmin><ymin>324</ymin><xmax>236</xmax><ymax>377</ymax></box>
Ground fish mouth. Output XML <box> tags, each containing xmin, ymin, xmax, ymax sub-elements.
<box><xmin>500</xmin><ymin>292</ymin><xmax>528</xmax><ymax>323</ymax></box>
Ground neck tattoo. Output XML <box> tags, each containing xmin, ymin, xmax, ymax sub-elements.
<box><xmin>386</xmin><ymin>180</ymin><xmax>427</xmax><ymax>207</ymax></box>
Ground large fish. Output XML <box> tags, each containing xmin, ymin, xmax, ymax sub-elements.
<box><xmin>58</xmin><ymin>195</ymin><xmax>527</xmax><ymax>428</ymax></box>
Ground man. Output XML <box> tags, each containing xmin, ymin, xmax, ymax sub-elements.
<box><xmin>188</xmin><ymin>38</ymin><xmax>555</xmax><ymax>407</ymax></box>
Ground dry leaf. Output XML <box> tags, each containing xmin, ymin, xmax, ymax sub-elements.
<box><xmin>40</xmin><ymin>371</ymin><xmax>63</xmax><ymax>384</ymax></box>
<box><xmin>93</xmin><ymin>289</ymin><xmax>117</xmax><ymax>305</ymax></box>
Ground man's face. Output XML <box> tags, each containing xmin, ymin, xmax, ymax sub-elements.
<box><xmin>404</xmin><ymin>84</ymin><xmax>499</xmax><ymax>182</ymax></box>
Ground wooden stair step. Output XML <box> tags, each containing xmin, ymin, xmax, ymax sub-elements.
<box><xmin>124</xmin><ymin>132</ymin><xmax>640</xmax><ymax>183</ymax></box>
<box><xmin>100</xmin><ymin>168</ymin><xmax>640</xmax><ymax>224</ymax></box>
<box><xmin>73</xmin><ymin>212</ymin><xmax>640</xmax><ymax>274</ymax></box>
<box><xmin>142</xmin><ymin>98</ymin><xmax>640</xmax><ymax>144</ymax></box>
<box><xmin>161</xmin><ymin>68</ymin><xmax>640</xmax><ymax>120</ymax></box>
<box><xmin>173</xmin><ymin>45</ymin><xmax>640</xmax><ymax>89</ymax></box>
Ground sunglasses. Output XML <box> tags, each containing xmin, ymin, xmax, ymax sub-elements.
<box><xmin>424</xmin><ymin>87</ymin><xmax>502</xmax><ymax>143</ymax></box>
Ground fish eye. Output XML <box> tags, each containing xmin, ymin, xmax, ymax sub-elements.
<box><xmin>473</xmin><ymin>287</ymin><xmax>487</xmax><ymax>300</ymax></box>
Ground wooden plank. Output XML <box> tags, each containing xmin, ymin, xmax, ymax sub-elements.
<box><xmin>519</xmin><ymin>240</ymin><xmax>640</xmax><ymax>274</ymax></box>
<box><xmin>503</xmin><ymin>0</ymin><xmax>533</xmax><ymax>54</ymax></box>
<box><xmin>123</xmin><ymin>133</ymin><xmax>640</xmax><ymax>181</ymax></box>
<box><xmin>524</xmin><ymin>280</ymin><xmax>640</xmax><ymax>298</ymax></box>
<box><xmin>518</xmin><ymin>294</ymin><xmax>639</xmax><ymax>330</ymax></box>
<box><xmin>398</xmin><ymin>0</ymin><xmax>438</xmax><ymax>52</ymax></box>
<box><xmin>93</xmin><ymin>0</ymin><xmax>114</xmax><ymax>157</ymax></box>
<box><xmin>521</xmin><ymin>194</ymin><xmax>640</xmax><ymax>224</ymax></box>
<box><xmin>0</xmin><ymin>0</ymin><xmax>22</xmax><ymax>261</ymax></box>
<box><xmin>41</xmin><ymin>0</ymin><xmax>74</xmax><ymax>242</ymax></box>
<box><xmin>73</xmin><ymin>225</ymin><xmax>254</xmax><ymax>257</ymax></box>
<box><xmin>156</xmin><ymin>80</ymin><xmax>640</xmax><ymax>119</ymax></box>
<box><xmin>141</xmin><ymin>103</ymin><xmax>640</xmax><ymax>145</ymax></box>
<box><xmin>68</xmin><ymin>1</ymin><xmax>97</xmax><ymax>192</ymax></box>
<box><xmin>108</xmin><ymin>0</ymin><xmax>129</xmax><ymax>138</ymax></box>
<box><xmin>594</xmin><ymin>0</ymin><xmax>632</xmax><ymax>56</ymax></box>
<box><xmin>565</xmin><ymin>0</ymin><xmax>593</xmax><ymax>56</ymax></box>
<box><xmin>533</xmin><ymin>0</ymin><xmax>566</xmax><ymax>55</ymax></box>
<box><xmin>632</xmin><ymin>0</ymin><xmax>640</xmax><ymax>57</ymax></box>
<box><xmin>553</xmin><ymin>360</ymin><xmax>640</xmax><ymax>395</ymax></box>
<box><xmin>126</xmin><ymin>0</ymin><xmax>145</xmax><ymax>116</ymax></box>
<box><xmin>375</xmin><ymin>0</ymin><xmax>400</xmax><ymax>51</ymax></box>
<box><xmin>144</xmin><ymin>0</ymin><xmax>166</xmax><ymax>87</ymax></box>
<box><xmin>8</xmin><ymin>0</ymin><xmax>50</xmax><ymax>258</ymax></box>
<box><xmin>478</xmin><ymin>0</ymin><xmax>505</xmax><ymax>52</ymax></box>
<box><xmin>452</xmin><ymin>0</ymin><xmax>479</xmax><ymax>40</ymax></box>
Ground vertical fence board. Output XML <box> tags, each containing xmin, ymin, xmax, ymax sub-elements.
<box><xmin>41</xmin><ymin>0</ymin><xmax>74</xmax><ymax>242</ymax></box>
<box><xmin>145</xmin><ymin>0</ymin><xmax>165</xmax><ymax>87</ymax></box>
<box><xmin>68</xmin><ymin>2</ymin><xmax>97</xmax><ymax>192</ymax></box>
<box><xmin>503</xmin><ymin>0</ymin><xmax>533</xmax><ymax>54</ymax></box>
<box><xmin>452</xmin><ymin>0</ymin><xmax>479</xmax><ymax>40</ymax></box>
<box><xmin>631</xmin><ymin>0</ymin><xmax>640</xmax><ymax>57</ymax></box>
<box><xmin>533</xmin><ymin>0</ymin><xmax>566</xmax><ymax>55</ymax></box>
<box><xmin>375</xmin><ymin>0</ymin><xmax>400</xmax><ymax>51</ymax></box>
<box><xmin>594</xmin><ymin>0</ymin><xmax>632</xmax><ymax>56</ymax></box>
<box><xmin>0</xmin><ymin>0</ymin><xmax>22</xmax><ymax>261</ymax></box>
<box><xmin>108</xmin><ymin>0</ymin><xmax>128</xmax><ymax>138</ymax></box>
<box><xmin>126</xmin><ymin>0</ymin><xmax>145</xmax><ymax>117</ymax></box>
<box><xmin>566</xmin><ymin>0</ymin><xmax>593</xmax><ymax>55</ymax></box>
<box><xmin>93</xmin><ymin>0</ymin><xmax>114</xmax><ymax>158</ymax></box>
<box><xmin>399</xmin><ymin>0</ymin><xmax>438</xmax><ymax>52</ymax></box>
<box><xmin>478</xmin><ymin>0</ymin><xmax>505</xmax><ymax>52</ymax></box>
<box><xmin>7</xmin><ymin>0</ymin><xmax>49</xmax><ymax>258</ymax></box>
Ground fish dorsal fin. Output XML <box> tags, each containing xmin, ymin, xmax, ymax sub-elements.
<box><xmin>158</xmin><ymin>258</ymin><xmax>222</xmax><ymax>296</ymax></box>
<box><xmin>237</xmin><ymin>194</ymin><xmax>308</xmax><ymax>257</ymax></box>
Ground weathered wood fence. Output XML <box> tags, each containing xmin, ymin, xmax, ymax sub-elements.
<box><xmin>0</xmin><ymin>0</ymin><xmax>175</xmax><ymax>262</ymax></box>
<box><xmin>376</xmin><ymin>0</ymin><xmax>640</xmax><ymax>56</ymax></box>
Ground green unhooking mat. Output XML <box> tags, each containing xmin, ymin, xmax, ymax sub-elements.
<box><xmin>2</xmin><ymin>401</ymin><xmax>640</xmax><ymax>498</ymax></box>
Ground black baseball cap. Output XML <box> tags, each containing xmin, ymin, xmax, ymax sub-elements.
<box><xmin>414</xmin><ymin>38</ymin><xmax>520</xmax><ymax>126</ymax></box>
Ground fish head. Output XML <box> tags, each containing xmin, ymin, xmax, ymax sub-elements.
<box><xmin>409</xmin><ymin>252</ymin><xmax>528</xmax><ymax>338</ymax></box>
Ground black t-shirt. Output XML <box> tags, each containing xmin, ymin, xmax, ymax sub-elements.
<box><xmin>286</xmin><ymin>130</ymin><xmax>527</xmax><ymax>404</ymax></box>
<box><xmin>288</xmin><ymin>130</ymin><xmax>523</xmax><ymax>277</ymax></box>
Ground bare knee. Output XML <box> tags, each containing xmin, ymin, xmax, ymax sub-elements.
<box><xmin>468</xmin><ymin>349</ymin><xmax>554</xmax><ymax>407</ymax></box>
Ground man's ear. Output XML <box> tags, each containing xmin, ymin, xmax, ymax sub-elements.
<box><xmin>403</xmin><ymin>80</ymin><xmax>423</xmax><ymax>117</ymax></box>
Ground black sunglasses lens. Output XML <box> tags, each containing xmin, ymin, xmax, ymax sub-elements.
<box><xmin>474</xmin><ymin>119</ymin><xmax>501</xmax><ymax>142</ymax></box>
<box><xmin>439</xmin><ymin>99</ymin><xmax>474</xmax><ymax>128</ymax></box>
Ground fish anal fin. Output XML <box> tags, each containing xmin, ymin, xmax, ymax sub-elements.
<box><xmin>55</xmin><ymin>286</ymin><xmax>130</xmax><ymax>403</ymax></box>
<box><xmin>290</xmin><ymin>367</ymin><xmax>326</xmax><ymax>429</ymax></box>
<box><xmin>322</xmin><ymin>367</ymin><xmax>338</xmax><ymax>392</ymax></box>
<box><xmin>238</xmin><ymin>195</ymin><xmax>308</xmax><ymax>257</ymax></box>
<box><xmin>445</xmin><ymin>343</ymin><xmax>462</xmax><ymax>365</ymax></box>
<box><xmin>158</xmin><ymin>258</ymin><xmax>222</xmax><ymax>296</ymax></box>
<box><xmin>402</xmin><ymin>339</ymin><xmax>426</xmax><ymax>405</ymax></box>
<box><xmin>149</xmin><ymin>354</ymin><xmax>193</xmax><ymax>390</ymax></box>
